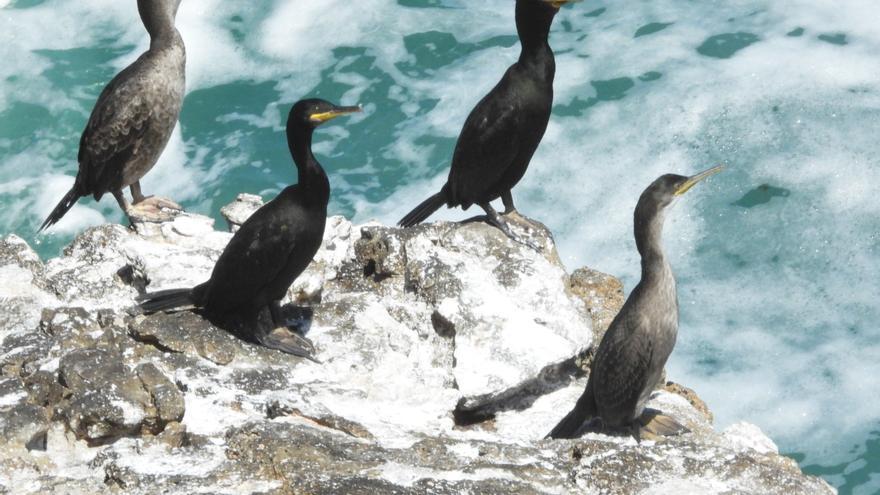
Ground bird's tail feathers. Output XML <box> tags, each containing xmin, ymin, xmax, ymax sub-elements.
<box><xmin>38</xmin><ymin>187</ymin><xmax>80</xmax><ymax>233</ymax></box>
<box><xmin>398</xmin><ymin>191</ymin><xmax>446</xmax><ymax>228</ymax></box>
<box><xmin>137</xmin><ymin>288</ymin><xmax>194</xmax><ymax>314</ymax></box>
<box><xmin>546</xmin><ymin>386</ymin><xmax>597</xmax><ymax>439</ymax></box>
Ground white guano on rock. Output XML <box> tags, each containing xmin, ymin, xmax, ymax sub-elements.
<box><xmin>0</xmin><ymin>194</ymin><xmax>834</xmax><ymax>494</ymax></box>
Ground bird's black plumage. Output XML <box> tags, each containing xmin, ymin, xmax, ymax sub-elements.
<box><xmin>40</xmin><ymin>0</ymin><xmax>186</xmax><ymax>232</ymax></box>
<box><xmin>548</xmin><ymin>166</ymin><xmax>723</xmax><ymax>440</ymax></box>
<box><xmin>137</xmin><ymin>99</ymin><xmax>361</xmax><ymax>358</ymax></box>
<box><xmin>398</xmin><ymin>0</ymin><xmax>576</xmax><ymax>243</ymax></box>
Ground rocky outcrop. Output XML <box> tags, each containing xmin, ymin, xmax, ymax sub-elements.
<box><xmin>0</xmin><ymin>196</ymin><xmax>833</xmax><ymax>494</ymax></box>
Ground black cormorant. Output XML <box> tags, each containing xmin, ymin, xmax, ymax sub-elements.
<box><xmin>39</xmin><ymin>0</ymin><xmax>186</xmax><ymax>231</ymax></box>
<box><xmin>397</xmin><ymin>0</ymin><xmax>578</xmax><ymax>245</ymax></box>
<box><xmin>547</xmin><ymin>165</ymin><xmax>724</xmax><ymax>440</ymax></box>
<box><xmin>137</xmin><ymin>99</ymin><xmax>361</xmax><ymax>358</ymax></box>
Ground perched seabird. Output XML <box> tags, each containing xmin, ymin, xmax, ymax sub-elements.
<box><xmin>547</xmin><ymin>165</ymin><xmax>724</xmax><ymax>440</ymax></box>
<box><xmin>398</xmin><ymin>0</ymin><xmax>578</xmax><ymax>245</ymax></box>
<box><xmin>40</xmin><ymin>0</ymin><xmax>186</xmax><ymax>231</ymax></box>
<box><xmin>137</xmin><ymin>99</ymin><xmax>361</xmax><ymax>358</ymax></box>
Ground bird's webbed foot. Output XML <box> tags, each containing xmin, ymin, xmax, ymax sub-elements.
<box><xmin>135</xmin><ymin>196</ymin><xmax>183</xmax><ymax>210</ymax></box>
<box><xmin>479</xmin><ymin>203</ymin><xmax>542</xmax><ymax>252</ymax></box>
<box><xmin>256</xmin><ymin>327</ymin><xmax>320</xmax><ymax>363</ymax></box>
<box><xmin>635</xmin><ymin>409</ymin><xmax>689</xmax><ymax>441</ymax></box>
<box><xmin>116</xmin><ymin>186</ymin><xmax>182</xmax><ymax>225</ymax></box>
<box><xmin>126</xmin><ymin>199</ymin><xmax>183</xmax><ymax>224</ymax></box>
<box><xmin>264</xmin><ymin>302</ymin><xmax>320</xmax><ymax>362</ymax></box>
<box><xmin>124</xmin><ymin>181</ymin><xmax>182</xmax><ymax>223</ymax></box>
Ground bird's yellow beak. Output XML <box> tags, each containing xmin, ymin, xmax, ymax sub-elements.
<box><xmin>544</xmin><ymin>0</ymin><xmax>582</xmax><ymax>9</ymax></box>
<box><xmin>309</xmin><ymin>105</ymin><xmax>363</xmax><ymax>124</ymax></box>
<box><xmin>675</xmin><ymin>165</ymin><xmax>725</xmax><ymax>196</ymax></box>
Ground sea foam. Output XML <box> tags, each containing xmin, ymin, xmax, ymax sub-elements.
<box><xmin>1</xmin><ymin>1</ymin><xmax>878</xmax><ymax>488</ymax></box>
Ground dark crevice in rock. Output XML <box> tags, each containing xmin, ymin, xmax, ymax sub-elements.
<box><xmin>277</xmin><ymin>305</ymin><xmax>314</xmax><ymax>334</ymax></box>
<box><xmin>84</xmin><ymin>431</ymin><xmax>147</xmax><ymax>448</ymax></box>
<box><xmin>116</xmin><ymin>263</ymin><xmax>149</xmax><ymax>294</ymax></box>
<box><xmin>363</xmin><ymin>259</ymin><xmax>378</xmax><ymax>278</ymax></box>
<box><xmin>25</xmin><ymin>430</ymin><xmax>48</xmax><ymax>451</ymax></box>
<box><xmin>128</xmin><ymin>331</ymin><xmax>182</xmax><ymax>354</ymax></box>
<box><xmin>401</xmin><ymin>241</ymin><xmax>417</xmax><ymax>294</ymax></box>
<box><xmin>103</xmin><ymin>462</ymin><xmax>133</xmax><ymax>489</ymax></box>
<box><xmin>453</xmin><ymin>407</ymin><xmax>496</xmax><ymax>427</ymax></box>
<box><xmin>24</xmin><ymin>370</ymin><xmax>64</xmax><ymax>408</ymax></box>
<box><xmin>431</xmin><ymin>310</ymin><xmax>456</xmax><ymax>339</ymax></box>
<box><xmin>266</xmin><ymin>401</ymin><xmax>373</xmax><ymax>440</ymax></box>
<box><xmin>356</xmin><ymin>228</ymin><xmax>393</xmax><ymax>283</ymax></box>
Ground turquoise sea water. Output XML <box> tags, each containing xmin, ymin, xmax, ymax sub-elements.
<box><xmin>1</xmin><ymin>1</ymin><xmax>879</xmax><ymax>492</ymax></box>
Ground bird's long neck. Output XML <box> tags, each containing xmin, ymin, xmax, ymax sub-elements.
<box><xmin>288</xmin><ymin>127</ymin><xmax>330</xmax><ymax>207</ymax></box>
<box><xmin>634</xmin><ymin>200</ymin><xmax>673</xmax><ymax>286</ymax></box>
<box><xmin>139</xmin><ymin>1</ymin><xmax>181</xmax><ymax>51</ymax></box>
<box><xmin>149</xmin><ymin>27</ymin><xmax>183</xmax><ymax>52</ymax></box>
<box><xmin>516</xmin><ymin>3</ymin><xmax>556</xmax><ymax>80</ymax></box>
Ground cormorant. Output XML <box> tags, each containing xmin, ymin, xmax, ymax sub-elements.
<box><xmin>397</xmin><ymin>0</ymin><xmax>578</xmax><ymax>245</ymax></box>
<box><xmin>39</xmin><ymin>0</ymin><xmax>186</xmax><ymax>232</ymax></box>
<box><xmin>137</xmin><ymin>99</ymin><xmax>361</xmax><ymax>358</ymax></box>
<box><xmin>547</xmin><ymin>165</ymin><xmax>724</xmax><ymax>440</ymax></box>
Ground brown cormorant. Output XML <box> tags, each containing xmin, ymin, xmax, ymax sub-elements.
<box><xmin>397</xmin><ymin>0</ymin><xmax>578</xmax><ymax>245</ymax></box>
<box><xmin>39</xmin><ymin>0</ymin><xmax>186</xmax><ymax>232</ymax></box>
<box><xmin>547</xmin><ymin>165</ymin><xmax>724</xmax><ymax>440</ymax></box>
<box><xmin>137</xmin><ymin>99</ymin><xmax>361</xmax><ymax>358</ymax></box>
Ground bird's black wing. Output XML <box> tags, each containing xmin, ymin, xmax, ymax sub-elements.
<box><xmin>447</xmin><ymin>73</ymin><xmax>523</xmax><ymax>205</ymax></box>
<box><xmin>201</xmin><ymin>190</ymin><xmax>303</xmax><ymax>309</ymax></box>
<box><xmin>591</xmin><ymin>311</ymin><xmax>655</xmax><ymax>420</ymax></box>
<box><xmin>78</xmin><ymin>57</ymin><xmax>153</xmax><ymax>195</ymax></box>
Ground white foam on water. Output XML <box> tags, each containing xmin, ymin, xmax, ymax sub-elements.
<box><xmin>533</xmin><ymin>2</ymin><xmax>880</xmax><ymax>470</ymax></box>
<box><xmin>357</xmin><ymin>0</ymin><xmax>880</xmax><ymax>471</ymax></box>
<box><xmin>2</xmin><ymin>0</ymin><xmax>878</xmax><ymax>483</ymax></box>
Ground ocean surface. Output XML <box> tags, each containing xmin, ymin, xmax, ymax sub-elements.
<box><xmin>1</xmin><ymin>0</ymin><xmax>878</xmax><ymax>492</ymax></box>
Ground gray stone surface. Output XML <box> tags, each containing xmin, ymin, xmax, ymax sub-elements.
<box><xmin>56</xmin><ymin>348</ymin><xmax>183</xmax><ymax>444</ymax></box>
<box><xmin>0</xmin><ymin>205</ymin><xmax>833</xmax><ymax>494</ymax></box>
<box><xmin>219</xmin><ymin>193</ymin><xmax>265</xmax><ymax>232</ymax></box>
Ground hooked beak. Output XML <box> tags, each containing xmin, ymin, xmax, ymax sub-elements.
<box><xmin>675</xmin><ymin>165</ymin><xmax>725</xmax><ymax>196</ymax></box>
<box><xmin>543</xmin><ymin>0</ymin><xmax>582</xmax><ymax>9</ymax></box>
<box><xmin>309</xmin><ymin>104</ymin><xmax>363</xmax><ymax>124</ymax></box>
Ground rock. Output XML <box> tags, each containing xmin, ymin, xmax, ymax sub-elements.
<box><xmin>0</xmin><ymin>403</ymin><xmax>49</xmax><ymax>452</ymax></box>
<box><xmin>723</xmin><ymin>421</ymin><xmax>780</xmax><ymax>455</ymax></box>
<box><xmin>332</xmin><ymin>220</ymin><xmax>593</xmax><ymax>419</ymax></box>
<box><xmin>664</xmin><ymin>381</ymin><xmax>713</xmax><ymax>424</ymax></box>
<box><xmin>135</xmin><ymin>363</ymin><xmax>185</xmax><ymax>430</ymax></box>
<box><xmin>0</xmin><ymin>205</ymin><xmax>833</xmax><ymax>494</ymax></box>
<box><xmin>0</xmin><ymin>377</ymin><xmax>49</xmax><ymax>451</ymax></box>
<box><xmin>56</xmin><ymin>349</ymin><xmax>183</xmax><ymax>444</ymax></box>
<box><xmin>0</xmin><ymin>329</ymin><xmax>53</xmax><ymax>377</ymax></box>
<box><xmin>23</xmin><ymin>370</ymin><xmax>64</xmax><ymax>408</ymax></box>
<box><xmin>0</xmin><ymin>235</ymin><xmax>58</xmax><ymax>338</ymax></box>
<box><xmin>220</xmin><ymin>193</ymin><xmax>264</xmax><ymax>232</ymax></box>
<box><xmin>568</xmin><ymin>266</ymin><xmax>625</xmax><ymax>343</ymax></box>
<box><xmin>129</xmin><ymin>311</ymin><xmax>238</xmax><ymax>365</ymax></box>
<box><xmin>0</xmin><ymin>235</ymin><xmax>44</xmax><ymax>276</ymax></box>
<box><xmin>45</xmin><ymin>225</ymin><xmax>136</xmax><ymax>305</ymax></box>
<box><xmin>58</xmin><ymin>349</ymin><xmax>150</xmax><ymax>443</ymax></box>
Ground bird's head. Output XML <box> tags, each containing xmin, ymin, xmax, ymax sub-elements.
<box><xmin>643</xmin><ymin>165</ymin><xmax>725</xmax><ymax>210</ymax></box>
<box><xmin>287</xmin><ymin>99</ymin><xmax>362</xmax><ymax>132</ymax></box>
